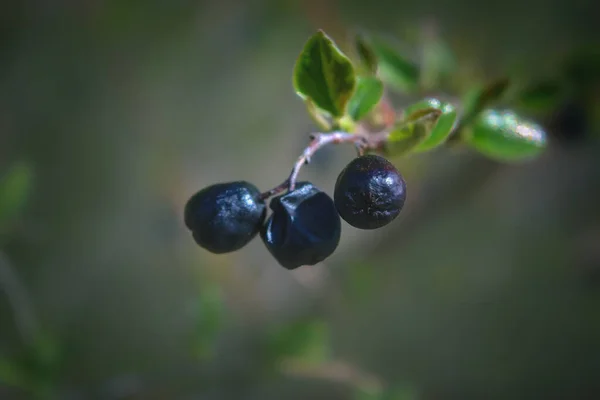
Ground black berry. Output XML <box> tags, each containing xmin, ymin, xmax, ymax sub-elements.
<box><xmin>184</xmin><ymin>181</ymin><xmax>266</xmax><ymax>254</ymax></box>
<box><xmin>261</xmin><ymin>182</ymin><xmax>341</xmax><ymax>269</ymax></box>
<box><xmin>334</xmin><ymin>154</ymin><xmax>406</xmax><ymax>230</ymax></box>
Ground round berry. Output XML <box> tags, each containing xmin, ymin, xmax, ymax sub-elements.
<box><xmin>261</xmin><ymin>182</ymin><xmax>341</xmax><ymax>269</ymax></box>
<box><xmin>184</xmin><ymin>181</ymin><xmax>266</xmax><ymax>254</ymax></box>
<box><xmin>334</xmin><ymin>154</ymin><xmax>406</xmax><ymax>230</ymax></box>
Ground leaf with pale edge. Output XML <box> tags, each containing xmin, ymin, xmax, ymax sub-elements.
<box><xmin>293</xmin><ymin>31</ymin><xmax>356</xmax><ymax>118</ymax></box>
<box><xmin>347</xmin><ymin>76</ymin><xmax>384</xmax><ymax>121</ymax></box>
<box><xmin>405</xmin><ymin>98</ymin><xmax>457</xmax><ymax>151</ymax></box>
<box><xmin>384</xmin><ymin>108</ymin><xmax>442</xmax><ymax>155</ymax></box>
<box><xmin>465</xmin><ymin>109</ymin><xmax>547</xmax><ymax>161</ymax></box>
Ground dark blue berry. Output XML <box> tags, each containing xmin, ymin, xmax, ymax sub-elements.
<box><xmin>184</xmin><ymin>181</ymin><xmax>266</xmax><ymax>254</ymax></box>
<box><xmin>261</xmin><ymin>182</ymin><xmax>341</xmax><ymax>269</ymax></box>
<box><xmin>334</xmin><ymin>154</ymin><xmax>406</xmax><ymax>230</ymax></box>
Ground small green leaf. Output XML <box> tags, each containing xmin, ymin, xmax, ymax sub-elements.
<box><xmin>404</xmin><ymin>98</ymin><xmax>457</xmax><ymax>151</ymax></box>
<box><xmin>516</xmin><ymin>81</ymin><xmax>564</xmax><ymax>113</ymax></box>
<box><xmin>0</xmin><ymin>161</ymin><xmax>34</xmax><ymax>226</ymax></box>
<box><xmin>462</xmin><ymin>78</ymin><xmax>510</xmax><ymax>123</ymax></box>
<box><xmin>347</xmin><ymin>76</ymin><xmax>384</xmax><ymax>121</ymax></box>
<box><xmin>355</xmin><ymin>34</ymin><xmax>378</xmax><ymax>74</ymax></box>
<box><xmin>370</xmin><ymin>38</ymin><xmax>420</xmax><ymax>93</ymax></box>
<box><xmin>465</xmin><ymin>109</ymin><xmax>547</xmax><ymax>161</ymax></box>
<box><xmin>294</xmin><ymin>30</ymin><xmax>356</xmax><ymax>118</ymax></box>
<box><xmin>385</xmin><ymin>108</ymin><xmax>442</xmax><ymax>155</ymax></box>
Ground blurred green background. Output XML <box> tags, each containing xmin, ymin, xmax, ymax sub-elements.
<box><xmin>1</xmin><ymin>0</ymin><xmax>600</xmax><ymax>399</ymax></box>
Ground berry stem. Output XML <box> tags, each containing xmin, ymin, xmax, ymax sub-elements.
<box><xmin>260</xmin><ymin>128</ymin><xmax>389</xmax><ymax>200</ymax></box>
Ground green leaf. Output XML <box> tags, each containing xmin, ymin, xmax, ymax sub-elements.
<box><xmin>404</xmin><ymin>98</ymin><xmax>457</xmax><ymax>151</ymax></box>
<box><xmin>516</xmin><ymin>81</ymin><xmax>564</xmax><ymax>113</ymax></box>
<box><xmin>465</xmin><ymin>109</ymin><xmax>547</xmax><ymax>161</ymax></box>
<box><xmin>267</xmin><ymin>318</ymin><xmax>331</xmax><ymax>364</ymax></box>
<box><xmin>355</xmin><ymin>34</ymin><xmax>378</xmax><ymax>74</ymax></box>
<box><xmin>385</xmin><ymin>108</ymin><xmax>442</xmax><ymax>155</ymax></box>
<box><xmin>462</xmin><ymin>78</ymin><xmax>510</xmax><ymax>123</ymax></box>
<box><xmin>294</xmin><ymin>30</ymin><xmax>356</xmax><ymax>118</ymax></box>
<box><xmin>0</xmin><ymin>161</ymin><xmax>34</xmax><ymax>226</ymax></box>
<box><xmin>347</xmin><ymin>76</ymin><xmax>384</xmax><ymax>121</ymax></box>
<box><xmin>370</xmin><ymin>38</ymin><xmax>420</xmax><ymax>93</ymax></box>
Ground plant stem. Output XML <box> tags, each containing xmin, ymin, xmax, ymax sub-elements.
<box><xmin>260</xmin><ymin>129</ymin><xmax>389</xmax><ymax>200</ymax></box>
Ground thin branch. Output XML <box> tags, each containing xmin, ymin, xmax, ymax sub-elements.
<box><xmin>0</xmin><ymin>251</ymin><xmax>38</xmax><ymax>345</ymax></box>
<box><xmin>260</xmin><ymin>129</ymin><xmax>390</xmax><ymax>200</ymax></box>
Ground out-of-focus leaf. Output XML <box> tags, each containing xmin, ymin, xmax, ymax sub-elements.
<box><xmin>516</xmin><ymin>81</ymin><xmax>564</xmax><ymax>113</ymax></box>
<box><xmin>354</xmin><ymin>387</ymin><xmax>384</xmax><ymax>400</ymax></box>
<box><xmin>354</xmin><ymin>384</ymin><xmax>418</xmax><ymax>400</ymax></box>
<box><xmin>464</xmin><ymin>109</ymin><xmax>547</xmax><ymax>161</ymax></box>
<box><xmin>404</xmin><ymin>98</ymin><xmax>457</xmax><ymax>151</ymax></box>
<box><xmin>192</xmin><ymin>285</ymin><xmax>223</xmax><ymax>359</ymax></box>
<box><xmin>462</xmin><ymin>78</ymin><xmax>510</xmax><ymax>123</ymax></box>
<box><xmin>386</xmin><ymin>384</ymin><xmax>420</xmax><ymax>400</ymax></box>
<box><xmin>1</xmin><ymin>332</ymin><xmax>62</xmax><ymax>396</ymax></box>
<box><xmin>564</xmin><ymin>47</ymin><xmax>600</xmax><ymax>88</ymax></box>
<box><xmin>369</xmin><ymin>38</ymin><xmax>420</xmax><ymax>93</ymax></box>
<box><xmin>0</xmin><ymin>357</ymin><xmax>26</xmax><ymax>389</ymax></box>
<box><xmin>420</xmin><ymin>27</ymin><xmax>456</xmax><ymax>90</ymax></box>
<box><xmin>347</xmin><ymin>76</ymin><xmax>384</xmax><ymax>121</ymax></box>
<box><xmin>355</xmin><ymin>34</ymin><xmax>378</xmax><ymax>74</ymax></box>
<box><xmin>293</xmin><ymin>30</ymin><xmax>356</xmax><ymax>118</ymax></box>
<box><xmin>384</xmin><ymin>108</ymin><xmax>442</xmax><ymax>155</ymax></box>
<box><xmin>27</xmin><ymin>333</ymin><xmax>61</xmax><ymax>377</ymax></box>
<box><xmin>267</xmin><ymin>318</ymin><xmax>331</xmax><ymax>364</ymax></box>
<box><xmin>0</xmin><ymin>161</ymin><xmax>34</xmax><ymax>226</ymax></box>
<box><xmin>344</xmin><ymin>262</ymin><xmax>378</xmax><ymax>304</ymax></box>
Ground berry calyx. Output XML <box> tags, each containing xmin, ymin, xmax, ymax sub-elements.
<box><xmin>334</xmin><ymin>154</ymin><xmax>406</xmax><ymax>229</ymax></box>
<box><xmin>184</xmin><ymin>181</ymin><xmax>266</xmax><ymax>254</ymax></box>
<box><xmin>261</xmin><ymin>182</ymin><xmax>341</xmax><ymax>269</ymax></box>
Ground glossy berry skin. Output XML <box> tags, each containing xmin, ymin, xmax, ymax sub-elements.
<box><xmin>334</xmin><ymin>154</ymin><xmax>406</xmax><ymax>230</ymax></box>
<box><xmin>261</xmin><ymin>182</ymin><xmax>341</xmax><ymax>269</ymax></box>
<box><xmin>184</xmin><ymin>181</ymin><xmax>266</xmax><ymax>254</ymax></box>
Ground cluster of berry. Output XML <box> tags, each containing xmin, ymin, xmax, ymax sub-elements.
<box><xmin>184</xmin><ymin>154</ymin><xmax>406</xmax><ymax>269</ymax></box>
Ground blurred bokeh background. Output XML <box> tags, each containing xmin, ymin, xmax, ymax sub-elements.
<box><xmin>1</xmin><ymin>0</ymin><xmax>600</xmax><ymax>399</ymax></box>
